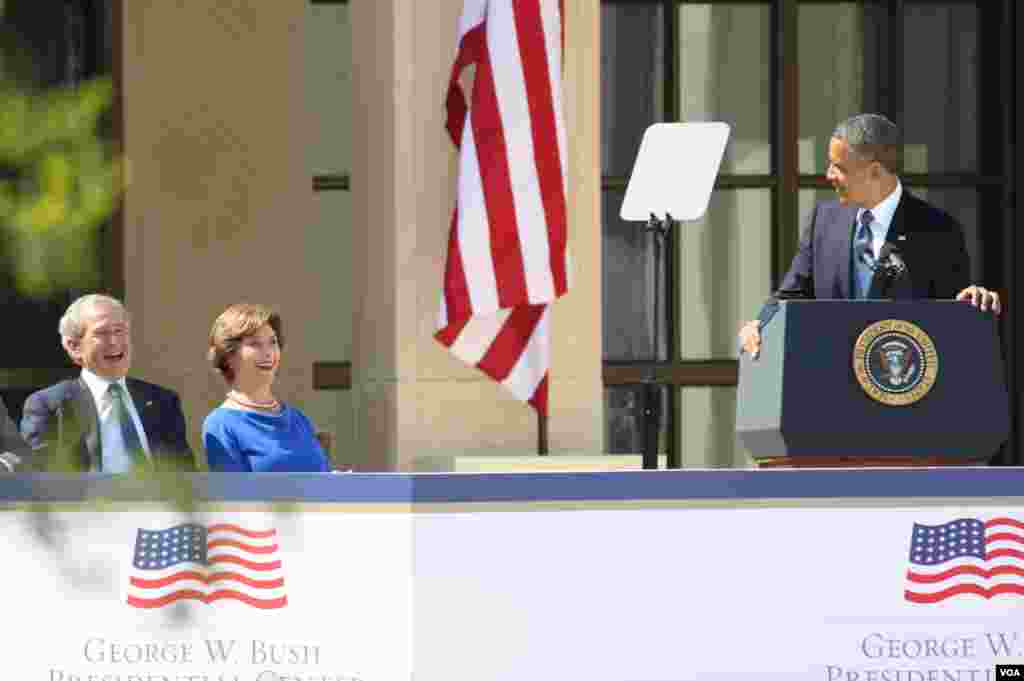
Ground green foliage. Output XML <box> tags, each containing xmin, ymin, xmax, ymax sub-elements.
<box><xmin>0</xmin><ymin>75</ymin><xmax>121</xmax><ymax>296</ymax></box>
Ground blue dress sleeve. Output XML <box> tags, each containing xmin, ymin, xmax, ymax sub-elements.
<box><xmin>292</xmin><ymin>408</ymin><xmax>331</xmax><ymax>472</ymax></box>
<box><xmin>202</xmin><ymin>412</ymin><xmax>249</xmax><ymax>472</ymax></box>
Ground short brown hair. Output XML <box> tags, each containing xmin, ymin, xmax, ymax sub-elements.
<box><xmin>208</xmin><ymin>303</ymin><xmax>285</xmax><ymax>383</ymax></box>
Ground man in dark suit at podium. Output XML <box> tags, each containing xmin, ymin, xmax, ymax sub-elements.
<box><xmin>20</xmin><ymin>294</ymin><xmax>195</xmax><ymax>472</ymax></box>
<box><xmin>739</xmin><ymin>113</ymin><xmax>1000</xmax><ymax>358</ymax></box>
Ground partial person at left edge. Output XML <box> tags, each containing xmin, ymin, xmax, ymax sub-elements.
<box><xmin>0</xmin><ymin>398</ymin><xmax>31</xmax><ymax>472</ymax></box>
<box><xmin>19</xmin><ymin>294</ymin><xmax>196</xmax><ymax>472</ymax></box>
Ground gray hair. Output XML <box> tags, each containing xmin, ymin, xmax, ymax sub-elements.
<box><xmin>59</xmin><ymin>294</ymin><xmax>129</xmax><ymax>343</ymax></box>
<box><xmin>832</xmin><ymin>113</ymin><xmax>902</xmax><ymax>173</ymax></box>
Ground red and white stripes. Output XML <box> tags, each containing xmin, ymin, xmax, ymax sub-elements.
<box><xmin>437</xmin><ymin>0</ymin><xmax>569</xmax><ymax>415</ymax></box>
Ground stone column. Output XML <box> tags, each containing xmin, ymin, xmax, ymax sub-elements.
<box><xmin>350</xmin><ymin>0</ymin><xmax>603</xmax><ymax>471</ymax></box>
<box><xmin>121</xmin><ymin>0</ymin><xmax>319</xmax><ymax>459</ymax></box>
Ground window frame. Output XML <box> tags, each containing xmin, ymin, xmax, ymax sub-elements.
<box><xmin>600</xmin><ymin>0</ymin><xmax>1016</xmax><ymax>465</ymax></box>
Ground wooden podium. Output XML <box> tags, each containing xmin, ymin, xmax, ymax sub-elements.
<box><xmin>736</xmin><ymin>300</ymin><xmax>1008</xmax><ymax>467</ymax></box>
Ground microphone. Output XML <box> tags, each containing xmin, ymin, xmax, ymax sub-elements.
<box><xmin>876</xmin><ymin>243</ymin><xmax>908</xmax><ymax>297</ymax></box>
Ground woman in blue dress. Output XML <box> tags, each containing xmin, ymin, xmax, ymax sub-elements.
<box><xmin>203</xmin><ymin>303</ymin><xmax>330</xmax><ymax>472</ymax></box>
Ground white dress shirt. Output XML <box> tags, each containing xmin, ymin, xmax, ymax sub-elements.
<box><xmin>80</xmin><ymin>369</ymin><xmax>152</xmax><ymax>471</ymax></box>
<box><xmin>857</xmin><ymin>179</ymin><xmax>903</xmax><ymax>259</ymax></box>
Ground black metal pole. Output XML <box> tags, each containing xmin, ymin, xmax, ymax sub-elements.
<box><xmin>642</xmin><ymin>214</ymin><xmax>671</xmax><ymax>470</ymax></box>
<box><xmin>538</xmin><ymin>411</ymin><xmax>548</xmax><ymax>455</ymax></box>
<box><xmin>642</xmin><ymin>383</ymin><xmax>659</xmax><ymax>469</ymax></box>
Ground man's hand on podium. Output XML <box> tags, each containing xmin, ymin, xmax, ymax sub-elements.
<box><xmin>738</xmin><ymin>320</ymin><xmax>762</xmax><ymax>360</ymax></box>
<box><xmin>956</xmin><ymin>285</ymin><xmax>1001</xmax><ymax>315</ymax></box>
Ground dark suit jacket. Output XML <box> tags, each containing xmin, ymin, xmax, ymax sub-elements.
<box><xmin>20</xmin><ymin>377</ymin><xmax>196</xmax><ymax>472</ymax></box>
<box><xmin>758</xmin><ymin>190</ymin><xmax>970</xmax><ymax>325</ymax></box>
<box><xmin>0</xmin><ymin>398</ymin><xmax>30</xmax><ymax>470</ymax></box>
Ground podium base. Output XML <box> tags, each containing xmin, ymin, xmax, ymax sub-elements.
<box><xmin>755</xmin><ymin>455</ymin><xmax>987</xmax><ymax>468</ymax></box>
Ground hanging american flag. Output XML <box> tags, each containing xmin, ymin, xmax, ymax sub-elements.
<box><xmin>904</xmin><ymin>517</ymin><xmax>1024</xmax><ymax>603</ymax></box>
<box><xmin>436</xmin><ymin>0</ymin><xmax>569</xmax><ymax>415</ymax></box>
<box><xmin>126</xmin><ymin>523</ymin><xmax>286</xmax><ymax>610</ymax></box>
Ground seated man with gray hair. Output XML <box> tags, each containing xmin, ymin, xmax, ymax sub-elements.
<box><xmin>20</xmin><ymin>294</ymin><xmax>195</xmax><ymax>472</ymax></box>
<box><xmin>739</xmin><ymin>112</ymin><xmax>1001</xmax><ymax>358</ymax></box>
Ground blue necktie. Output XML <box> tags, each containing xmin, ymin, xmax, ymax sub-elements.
<box><xmin>108</xmin><ymin>383</ymin><xmax>150</xmax><ymax>471</ymax></box>
<box><xmin>854</xmin><ymin>210</ymin><xmax>876</xmax><ymax>299</ymax></box>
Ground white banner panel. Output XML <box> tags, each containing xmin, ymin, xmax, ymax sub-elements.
<box><xmin>5</xmin><ymin>508</ymin><xmax>412</xmax><ymax>680</ymax></box>
<box><xmin>5</xmin><ymin>473</ymin><xmax>1024</xmax><ymax>680</ymax></box>
<box><xmin>413</xmin><ymin>506</ymin><xmax>1024</xmax><ymax>680</ymax></box>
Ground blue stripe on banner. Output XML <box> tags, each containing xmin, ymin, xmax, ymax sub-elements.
<box><xmin>0</xmin><ymin>469</ymin><xmax>1022</xmax><ymax>504</ymax></box>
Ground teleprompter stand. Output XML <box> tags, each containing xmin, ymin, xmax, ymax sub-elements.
<box><xmin>620</xmin><ymin>123</ymin><xmax>730</xmax><ymax>469</ymax></box>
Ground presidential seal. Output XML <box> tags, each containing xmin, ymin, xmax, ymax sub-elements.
<box><xmin>853</xmin><ymin>319</ymin><xmax>938</xmax><ymax>406</ymax></box>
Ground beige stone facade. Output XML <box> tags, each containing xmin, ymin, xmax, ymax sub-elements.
<box><xmin>120</xmin><ymin>0</ymin><xmax>603</xmax><ymax>470</ymax></box>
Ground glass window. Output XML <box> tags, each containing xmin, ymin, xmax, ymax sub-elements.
<box><xmin>307</xmin><ymin>2</ymin><xmax>352</xmax><ymax>176</ymax></box>
<box><xmin>678</xmin><ymin>4</ymin><xmax>771</xmax><ymax>175</ymax></box>
<box><xmin>677</xmin><ymin>189</ymin><xmax>771</xmax><ymax>359</ymax></box>
<box><xmin>602</xmin><ymin>189</ymin><xmax>666</xmax><ymax>361</ymax></box>
<box><xmin>799</xmin><ymin>2</ymin><xmax>979</xmax><ymax>175</ymax></box>
<box><xmin>902</xmin><ymin>3</ymin><xmax>979</xmax><ymax>174</ymax></box>
<box><xmin>798</xmin><ymin>3</ymin><xmax>873</xmax><ymax>175</ymax></box>
<box><xmin>601</xmin><ymin>2</ymin><xmax>665</xmax><ymax>177</ymax></box>
<box><xmin>605</xmin><ymin>386</ymin><xmax>670</xmax><ymax>456</ymax></box>
<box><xmin>676</xmin><ymin>386</ymin><xmax>747</xmax><ymax>468</ymax></box>
<box><xmin>309</xmin><ymin>191</ymin><xmax>354</xmax><ymax>359</ymax></box>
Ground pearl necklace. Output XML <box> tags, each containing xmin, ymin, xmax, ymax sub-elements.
<box><xmin>227</xmin><ymin>390</ymin><xmax>281</xmax><ymax>411</ymax></box>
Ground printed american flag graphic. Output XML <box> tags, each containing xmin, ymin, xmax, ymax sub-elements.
<box><xmin>437</xmin><ymin>0</ymin><xmax>569</xmax><ymax>416</ymax></box>
<box><xmin>127</xmin><ymin>523</ymin><xmax>286</xmax><ymax>609</ymax></box>
<box><xmin>904</xmin><ymin>517</ymin><xmax>1024</xmax><ymax>603</ymax></box>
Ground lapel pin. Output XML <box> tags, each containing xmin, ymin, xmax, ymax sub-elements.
<box><xmin>897</xmin><ymin>235</ymin><xmax>907</xmax><ymax>241</ymax></box>
<box><xmin>145</xmin><ymin>401</ymin><xmax>154</xmax><ymax>408</ymax></box>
